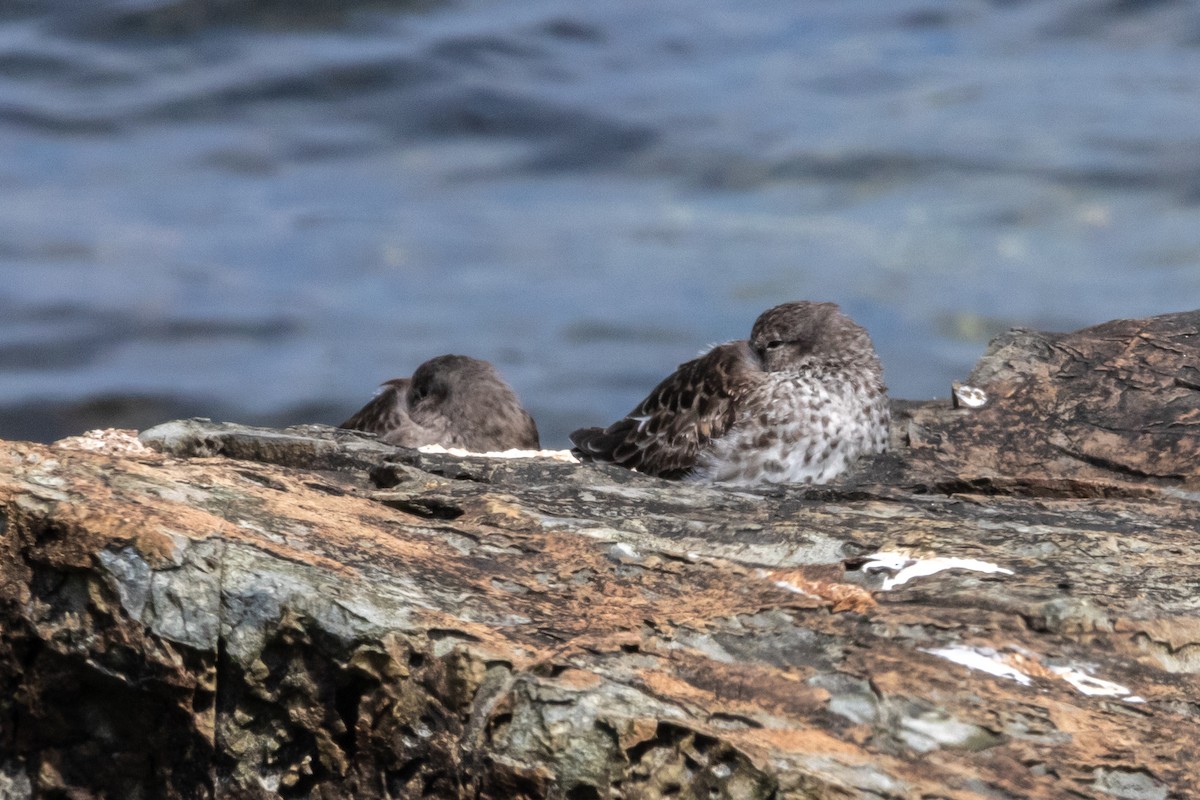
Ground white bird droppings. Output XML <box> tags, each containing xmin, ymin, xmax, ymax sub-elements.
<box><xmin>922</xmin><ymin>645</ymin><xmax>1032</xmax><ymax>685</ymax></box>
<box><xmin>924</xmin><ymin>645</ymin><xmax>1145</xmax><ymax>703</ymax></box>
<box><xmin>952</xmin><ymin>382</ymin><xmax>989</xmax><ymax>409</ymax></box>
<box><xmin>863</xmin><ymin>552</ymin><xmax>1013</xmax><ymax>590</ymax></box>
<box><xmin>417</xmin><ymin>444</ymin><xmax>578</xmax><ymax>462</ymax></box>
<box><xmin>1050</xmin><ymin>666</ymin><xmax>1136</xmax><ymax>699</ymax></box>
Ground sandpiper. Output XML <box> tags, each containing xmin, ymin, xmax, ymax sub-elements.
<box><xmin>570</xmin><ymin>301</ymin><xmax>889</xmax><ymax>486</ymax></box>
<box><xmin>341</xmin><ymin>354</ymin><xmax>540</xmax><ymax>451</ymax></box>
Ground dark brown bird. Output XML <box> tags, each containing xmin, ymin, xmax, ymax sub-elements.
<box><xmin>340</xmin><ymin>354</ymin><xmax>540</xmax><ymax>451</ymax></box>
<box><xmin>570</xmin><ymin>301</ymin><xmax>888</xmax><ymax>486</ymax></box>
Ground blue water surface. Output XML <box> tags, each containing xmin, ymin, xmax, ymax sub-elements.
<box><xmin>1</xmin><ymin>0</ymin><xmax>1198</xmax><ymax>444</ymax></box>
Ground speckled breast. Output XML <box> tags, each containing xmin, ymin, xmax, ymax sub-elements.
<box><xmin>695</xmin><ymin>370</ymin><xmax>889</xmax><ymax>486</ymax></box>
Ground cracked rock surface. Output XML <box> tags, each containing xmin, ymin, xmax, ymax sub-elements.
<box><xmin>1</xmin><ymin>310</ymin><xmax>1199</xmax><ymax>798</ymax></box>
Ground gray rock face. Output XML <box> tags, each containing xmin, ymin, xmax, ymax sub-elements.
<box><xmin>1</xmin><ymin>310</ymin><xmax>1199</xmax><ymax>798</ymax></box>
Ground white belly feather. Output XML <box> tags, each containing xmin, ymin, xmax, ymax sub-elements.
<box><xmin>693</xmin><ymin>371</ymin><xmax>888</xmax><ymax>487</ymax></box>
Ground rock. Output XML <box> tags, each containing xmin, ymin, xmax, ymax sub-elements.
<box><xmin>0</xmin><ymin>310</ymin><xmax>1198</xmax><ymax>798</ymax></box>
<box><xmin>891</xmin><ymin>310</ymin><xmax>1200</xmax><ymax>493</ymax></box>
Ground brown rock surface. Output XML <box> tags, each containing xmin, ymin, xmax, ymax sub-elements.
<box><xmin>1</xmin><ymin>310</ymin><xmax>1199</xmax><ymax>799</ymax></box>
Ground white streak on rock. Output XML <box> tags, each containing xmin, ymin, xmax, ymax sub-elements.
<box><xmin>773</xmin><ymin>580</ymin><xmax>814</xmax><ymax>597</ymax></box>
<box><xmin>864</xmin><ymin>553</ymin><xmax>1013</xmax><ymax>590</ymax></box>
<box><xmin>924</xmin><ymin>645</ymin><xmax>1145</xmax><ymax>702</ymax></box>
<box><xmin>1051</xmin><ymin>666</ymin><xmax>1134</xmax><ymax>698</ymax></box>
<box><xmin>418</xmin><ymin>444</ymin><xmax>578</xmax><ymax>462</ymax></box>
<box><xmin>608</xmin><ymin>542</ymin><xmax>641</xmax><ymax>562</ymax></box>
<box><xmin>55</xmin><ymin>428</ymin><xmax>149</xmax><ymax>454</ymax></box>
<box><xmin>922</xmin><ymin>645</ymin><xmax>1032</xmax><ymax>685</ymax></box>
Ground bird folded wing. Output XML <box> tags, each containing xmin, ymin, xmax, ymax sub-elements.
<box><xmin>572</xmin><ymin>342</ymin><xmax>758</xmax><ymax>478</ymax></box>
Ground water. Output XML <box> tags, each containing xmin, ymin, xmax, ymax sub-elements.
<box><xmin>2</xmin><ymin>0</ymin><xmax>1199</xmax><ymax>446</ymax></box>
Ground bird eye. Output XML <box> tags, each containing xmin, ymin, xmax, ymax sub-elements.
<box><xmin>765</xmin><ymin>340</ymin><xmax>784</xmax><ymax>349</ymax></box>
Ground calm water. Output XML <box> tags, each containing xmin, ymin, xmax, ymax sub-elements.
<box><xmin>2</xmin><ymin>0</ymin><xmax>1199</xmax><ymax>446</ymax></box>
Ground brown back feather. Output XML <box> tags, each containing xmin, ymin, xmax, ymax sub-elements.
<box><xmin>339</xmin><ymin>378</ymin><xmax>411</xmax><ymax>433</ymax></box>
<box><xmin>570</xmin><ymin>341</ymin><xmax>760</xmax><ymax>478</ymax></box>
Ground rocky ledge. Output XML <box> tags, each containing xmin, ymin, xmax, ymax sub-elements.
<box><xmin>1</xmin><ymin>311</ymin><xmax>1199</xmax><ymax>799</ymax></box>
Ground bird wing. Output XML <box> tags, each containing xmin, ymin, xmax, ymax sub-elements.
<box><xmin>340</xmin><ymin>378</ymin><xmax>437</xmax><ymax>446</ymax></box>
<box><xmin>570</xmin><ymin>341</ymin><xmax>760</xmax><ymax>478</ymax></box>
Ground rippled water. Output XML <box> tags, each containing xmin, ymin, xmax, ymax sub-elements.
<box><xmin>2</xmin><ymin>0</ymin><xmax>1199</xmax><ymax>446</ymax></box>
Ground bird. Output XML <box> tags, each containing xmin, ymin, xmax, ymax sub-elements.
<box><xmin>570</xmin><ymin>301</ymin><xmax>889</xmax><ymax>486</ymax></box>
<box><xmin>340</xmin><ymin>354</ymin><xmax>540</xmax><ymax>451</ymax></box>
